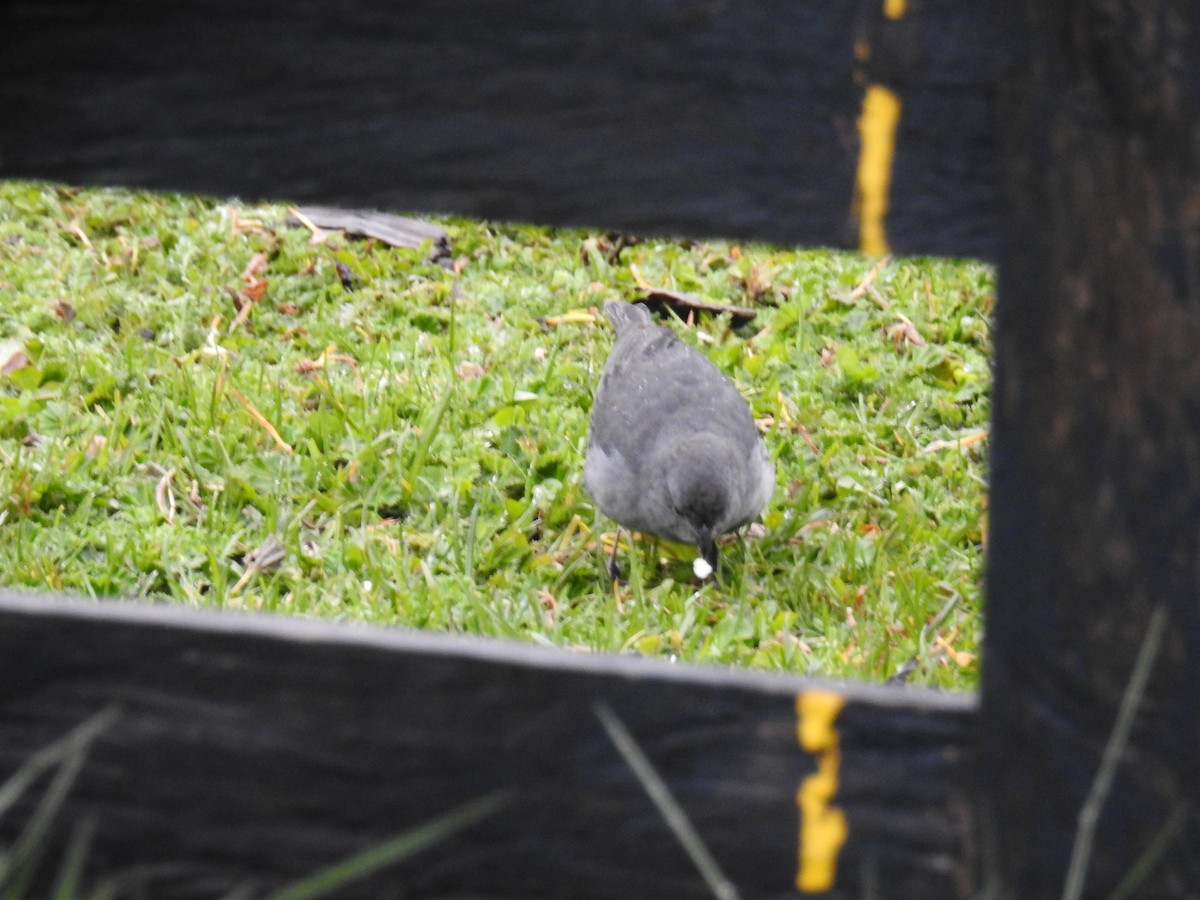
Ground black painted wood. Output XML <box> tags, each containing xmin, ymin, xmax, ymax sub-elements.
<box><xmin>0</xmin><ymin>0</ymin><xmax>1000</xmax><ymax>260</ymax></box>
<box><xmin>7</xmin><ymin>0</ymin><xmax>1200</xmax><ymax>894</ymax></box>
<box><xmin>984</xmin><ymin>0</ymin><xmax>1200</xmax><ymax>895</ymax></box>
<box><xmin>0</xmin><ymin>593</ymin><xmax>977</xmax><ymax>898</ymax></box>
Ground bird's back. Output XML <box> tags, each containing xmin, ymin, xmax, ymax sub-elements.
<box><xmin>590</xmin><ymin>304</ymin><xmax>761</xmax><ymax>463</ymax></box>
<box><xmin>585</xmin><ymin>301</ymin><xmax>773</xmax><ymax>542</ymax></box>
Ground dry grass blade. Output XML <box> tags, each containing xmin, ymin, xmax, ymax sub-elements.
<box><xmin>285</xmin><ymin>206</ymin><xmax>329</xmax><ymax>244</ymax></box>
<box><xmin>229</xmin><ymin>534</ymin><xmax>287</xmax><ymax>597</ymax></box>
<box><xmin>593</xmin><ymin>700</ymin><xmax>741</xmax><ymax>900</ymax></box>
<box><xmin>154</xmin><ymin>467</ymin><xmax>177</xmax><ymax>523</ymax></box>
<box><xmin>847</xmin><ymin>254</ymin><xmax>891</xmax><ymax>302</ymax></box>
<box><xmin>1062</xmin><ymin>603</ymin><xmax>1169</xmax><ymax>900</ymax></box>
<box><xmin>227</xmin><ymin>387</ymin><xmax>293</xmax><ymax>454</ymax></box>
<box><xmin>920</xmin><ymin>430</ymin><xmax>987</xmax><ymax>454</ymax></box>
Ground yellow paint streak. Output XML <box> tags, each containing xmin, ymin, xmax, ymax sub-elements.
<box><xmin>884</xmin><ymin>0</ymin><xmax>906</xmax><ymax>19</ymax></box>
<box><xmin>853</xmin><ymin>84</ymin><xmax>902</xmax><ymax>257</ymax></box>
<box><xmin>795</xmin><ymin>691</ymin><xmax>848</xmax><ymax>893</ymax></box>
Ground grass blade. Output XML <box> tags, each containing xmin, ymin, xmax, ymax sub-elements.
<box><xmin>1</xmin><ymin>708</ymin><xmax>118</xmax><ymax>898</ymax></box>
<box><xmin>1105</xmin><ymin>800</ymin><xmax>1191</xmax><ymax>900</ymax></box>
<box><xmin>1062</xmin><ymin>603</ymin><xmax>1168</xmax><ymax>900</ymax></box>
<box><xmin>51</xmin><ymin>816</ymin><xmax>96</xmax><ymax>900</ymax></box>
<box><xmin>265</xmin><ymin>789</ymin><xmax>510</xmax><ymax>900</ymax></box>
<box><xmin>593</xmin><ymin>700</ymin><xmax>741</xmax><ymax>900</ymax></box>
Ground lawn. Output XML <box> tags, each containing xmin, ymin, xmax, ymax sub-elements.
<box><xmin>0</xmin><ymin>181</ymin><xmax>991</xmax><ymax>689</ymax></box>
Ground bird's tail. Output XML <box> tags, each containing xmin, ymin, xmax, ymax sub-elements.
<box><xmin>604</xmin><ymin>300</ymin><xmax>653</xmax><ymax>335</ymax></box>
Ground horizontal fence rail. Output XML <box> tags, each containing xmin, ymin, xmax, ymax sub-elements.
<box><xmin>0</xmin><ymin>0</ymin><xmax>1000</xmax><ymax>260</ymax></box>
<box><xmin>0</xmin><ymin>592</ymin><xmax>977</xmax><ymax>898</ymax></box>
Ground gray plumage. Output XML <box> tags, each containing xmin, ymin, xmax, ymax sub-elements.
<box><xmin>584</xmin><ymin>300</ymin><xmax>774</xmax><ymax>576</ymax></box>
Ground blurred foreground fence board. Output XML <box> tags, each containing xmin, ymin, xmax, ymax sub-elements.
<box><xmin>0</xmin><ymin>593</ymin><xmax>975</xmax><ymax>898</ymax></box>
<box><xmin>0</xmin><ymin>0</ymin><xmax>1000</xmax><ymax>260</ymax></box>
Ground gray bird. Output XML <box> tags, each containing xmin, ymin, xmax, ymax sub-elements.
<box><xmin>584</xmin><ymin>300</ymin><xmax>774</xmax><ymax>579</ymax></box>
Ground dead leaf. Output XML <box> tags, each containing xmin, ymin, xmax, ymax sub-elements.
<box><xmin>538</xmin><ymin>588</ymin><xmax>559</xmax><ymax>626</ymax></box>
<box><xmin>240</xmin><ymin>252</ymin><xmax>268</xmax><ymax>281</ymax></box>
<box><xmin>54</xmin><ymin>300</ymin><xmax>77</xmax><ymax>322</ymax></box>
<box><xmin>455</xmin><ymin>362</ymin><xmax>486</xmax><ymax>380</ymax></box>
<box><xmin>229</xmin><ymin>533</ymin><xmax>287</xmax><ymax>597</ymax></box>
<box><xmin>1</xmin><ymin>349</ymin><xmax>30</xmax><ymax>376</ymax></box>
<box><xmin>287</xmin><ymin>206</ymin><xmax>451</xmax><ymax>262</ymax></box>
<box><xmin>884</xmin><ymin>314</ymin><xmax>926</xmax><ymax>347</ymax></box>
<box><xmin>736</xmin><ymin>264</ymin><xmax>776</xmax><ymax>303</ymax></box>
<box><xmin>294</xmin><ymin>344</ymin><xmax>358</xmax><ymax>375</ymax></box>
<box><xmin>243</xmin><ymin>533</ymin><xmax>286</xmax><ymax>571</ymax></box>
<box><xmin>229</xmin><ymin>209</ymin><xmax>271</xmax><ymax>236</ymax></box>
<box><xmin>228</xmin><ymin>292</ymin><xmax>256</xmax><ymax>332</ymax></box>
<box><xmin>638</xmin><ymin>288</ymin><xmax>757</xmax><ymax>328</ymax></box>
<box><xmin>932</xmin><ymin>635</ymin><xmax>976</xmax><ymax>668</ymax></box>
<box><xmin>241</xmin><ymin>278</ymin><xmax>268</xmax><ymax>302</ymax></box>
<box><xmin>539</xmin><ymin>309</ymin><xmax>600</xmax><ymax>327</ymax></box>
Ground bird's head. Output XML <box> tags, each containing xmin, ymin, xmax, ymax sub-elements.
<box><xmin>664</xmin><ymin>439</ymin><xmax>732</xmax><ymax>578</ymax></box>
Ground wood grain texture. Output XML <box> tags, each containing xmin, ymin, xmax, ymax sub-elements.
<box><xmin>0</xmin><ymin>592</ymin><xmax>977</xmax><ymax>898</ymax></box>
<box><xmin>0</xmin><ymin>0</ymin><xmax>1000</xmax><ymax>259</ymax></box>
<box><xmin>983</xmin><ymin>0</ymin><xmax>1200</xmax><ymax>894</ymax></box>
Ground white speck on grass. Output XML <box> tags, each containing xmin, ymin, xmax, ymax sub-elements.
<box><xmin>693</xmin><ymin>557</ymin><xmax>713</xmax><ymax>580</ymax></box>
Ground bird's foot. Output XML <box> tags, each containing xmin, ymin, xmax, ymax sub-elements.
<box><xmin>606</xmin><ymin>556</ymin><xmax>625</xmax><ymax>583</ymax></box>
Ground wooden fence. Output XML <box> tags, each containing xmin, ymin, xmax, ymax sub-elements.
<box><xmin>1</xmin><ymin>1</ymin><xmax>1197</xmax><ymax>896</ymax></box>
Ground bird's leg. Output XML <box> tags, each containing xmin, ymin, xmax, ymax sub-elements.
<box><xmin>606</xmin><ymin>528</ymin><xmax>625</xmax><ymax>582</ymax></box>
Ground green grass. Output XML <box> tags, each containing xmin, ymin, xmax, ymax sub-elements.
<box><xmin>0</xmin><ymin>181</ymin><xmax>991</xmax><ymax>689</ymax></box>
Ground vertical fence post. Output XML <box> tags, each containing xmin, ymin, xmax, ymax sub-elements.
<box><xmin>984</xmin><ymin>1</ymin><xmax>1200</xmax><ymax>894</ymax></box>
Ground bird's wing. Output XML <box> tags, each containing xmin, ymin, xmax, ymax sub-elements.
<box><xmin>590</xmin><ymin>326</ymin><xmax>760</xmax><ymax>459</ymax></box>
